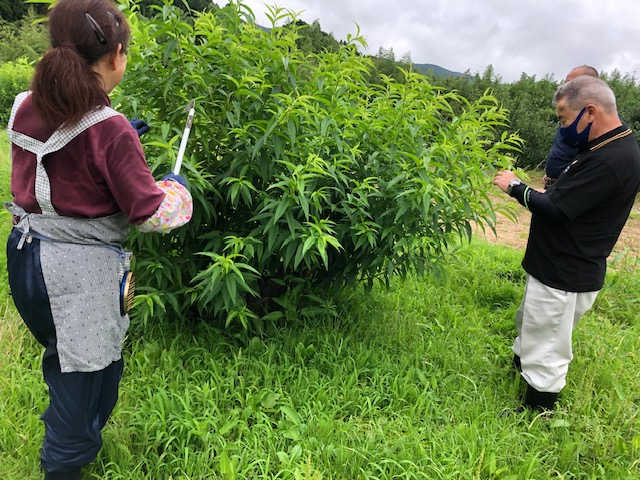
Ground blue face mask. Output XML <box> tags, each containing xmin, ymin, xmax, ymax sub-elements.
<box><xmin>559</xmin><ymin>107</ymin><xmax>592</xmax><ymax>147</ymax></box>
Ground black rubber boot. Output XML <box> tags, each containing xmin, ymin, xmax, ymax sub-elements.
<box><xmin>512</xmin><ymin>354</ymin><xmax>521</xmax><ymax>371</ymax></box>
<box><xmin>524</xmin><ymin>384</ymin><xmax>558</xmax><ymax>411</ymax></box>
<box><xmin>44</xmin><ymin>468</ymin><xmax>82</xmax><ymax>480</ymax></box>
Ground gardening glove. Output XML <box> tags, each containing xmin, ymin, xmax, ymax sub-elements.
<box><xmin>162</xmin><ymin>173</ymin><xmax>187</xmax><ymax>187</ymax></box>
<box><xmin>130</xmin><ymin>118</ymin><xmax>150</xmax><ymax>137</ymax></box>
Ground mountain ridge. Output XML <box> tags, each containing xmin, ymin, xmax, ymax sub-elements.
<box><xmin>412</xmin><ymin>63</ymin><xmax>464</xmax><ymax>78</ymax></box>
<box><xmin>257</xmin><ymin>23</ymin><xmax>462</xmax><ymax>78</ymax></box>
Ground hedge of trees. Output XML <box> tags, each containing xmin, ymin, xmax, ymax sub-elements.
<box><xmin>429</xmin><ymin>66</ymin><xmax>640</xmax><ymax>169</ymax></box>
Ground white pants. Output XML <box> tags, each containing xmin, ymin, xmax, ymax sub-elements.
<box><xmin>512</xmin><ymin>275</ymin><xmax>599</xmax><ymax>393</ymax></box>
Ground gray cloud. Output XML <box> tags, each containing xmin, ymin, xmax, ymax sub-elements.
<box><xmin>241</xmin><ymin>0</ymin><xmax>640</xmax><ymax>82</ymax></box>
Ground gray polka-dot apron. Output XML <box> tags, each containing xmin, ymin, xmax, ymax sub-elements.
<box><xmin>6</xmin><ymin>92</ymin><xmax>132</xmax><ymax>373</ymax></box>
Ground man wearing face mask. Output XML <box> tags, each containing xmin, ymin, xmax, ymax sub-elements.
<box><xmin>493</xmin><ymin>75</ymin><xmax>640</xmax><ymax>412</ymax></box>
<box><xmin>542</xmin><ymin>65</ymin><xmax>600</xmax><ymax>188</ymax></box>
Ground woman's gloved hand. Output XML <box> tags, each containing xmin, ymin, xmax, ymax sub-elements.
<box><xmin>130</xmin><ymin>118</ymin><xmax>150</xmax><ymax>137</ymax></box>
<box><xmin>162</xmin><ymin>173</ymin><xmax>186</xmax><ymax>187</ymax></box>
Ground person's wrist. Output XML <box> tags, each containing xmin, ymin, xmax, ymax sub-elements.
<box><xmin>162</xmin><ymin>173</ymin><xmax>186</xmax><ymax>187</ymax></box>
<box><xmin>507</xmin><ymin>178</ymin><xmax>523</xmax><ymax>196</ymax></box>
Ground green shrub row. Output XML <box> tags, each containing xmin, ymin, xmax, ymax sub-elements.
<box><xmin>0</xmin><ymin>59</ymin><xmax>33</xmax><ymax>126</ymax></box>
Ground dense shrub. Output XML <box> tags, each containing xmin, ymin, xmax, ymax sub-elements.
<box><xmin>113</xmin><ymin>0</ymin><xmax>521</xmax><ymax>329</ymax></box>
<box><xmin>0</xmin><ymin>10</ymin><xmax>48</xmax><ymax>63</ymax></box>
<box><xmin>0</xmin><ymin>59</ymin><xmax>33</xmax><ymax>126</ymax></box>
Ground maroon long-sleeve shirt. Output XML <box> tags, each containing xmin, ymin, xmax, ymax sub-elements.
<box><xmin>10</xmin><ymin>95</ymin><xmax>164</xmax><ymax>224</ymax></box>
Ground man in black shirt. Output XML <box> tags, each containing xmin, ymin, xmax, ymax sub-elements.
<box><xmin>494</xmin><ymin>75</ymin><xmax>640</xmax><ymax>411</ymax></box>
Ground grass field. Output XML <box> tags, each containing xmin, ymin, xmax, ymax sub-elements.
<box><xmin>1</xmin><ymin>130</ymin><xmax>639</xmax><ymax>479</ymax></box>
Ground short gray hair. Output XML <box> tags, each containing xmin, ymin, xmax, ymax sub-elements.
<box><xmin>553</xmin><ymin>75</ymin><xmax>617</xmax><ymax>114</ymax></box>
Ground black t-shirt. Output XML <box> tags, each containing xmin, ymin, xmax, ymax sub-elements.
<box><xmin>523</xmin><ymin>125</ymin><xmax>640</xmax><ymax>291</ymax></box>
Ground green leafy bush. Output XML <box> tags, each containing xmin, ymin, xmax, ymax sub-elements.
<box><xmin>116</xmin><ymin>0</ymin><xmax>521</xmax><ymax>329</ymax></box>
<box><xmin>0</xmin><ymin>59</ymin><xmax>34</xmax><ymax>126</ymax></box>
<box><xmin>0</xmin><ymin>10</ymin><xmax>48</xmax><ymax>63</ymax></box>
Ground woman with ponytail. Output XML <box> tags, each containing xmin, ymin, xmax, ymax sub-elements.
<box><xmin>5</xmin><ymin>1</ymin><xmax>192</xmax><ymax>478</ymax></box>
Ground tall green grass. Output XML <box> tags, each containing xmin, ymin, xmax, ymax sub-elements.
<box><xmin>0</xmin><ymin>130</ymin><xmax>12</xmax><ymax>303</ymax></box>
<box><xmin>1</xmin><ymin>131</ymin><xmax>639</xmax><ymax>478</ymax></box>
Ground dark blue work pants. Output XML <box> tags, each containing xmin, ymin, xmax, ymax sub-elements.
<box><xmin>7</xmin><ymin>229</ymin><xmax>124</xmax><ymax>473</ymax></box>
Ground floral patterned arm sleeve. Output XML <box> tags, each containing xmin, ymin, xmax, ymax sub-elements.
<box><xmin>138</xmin><ymin>179</ymin><xmax>193</xmax><ymax>233</ymax></box>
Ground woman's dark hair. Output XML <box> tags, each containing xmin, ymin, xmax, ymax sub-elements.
<box><xmin>30</xmin><ymin>0</ymin><xmax>130</xmax><ymax>127</ymax></box>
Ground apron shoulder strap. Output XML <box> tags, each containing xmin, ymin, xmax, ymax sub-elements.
<box><xmin>7</xmin><ymin>97</ymin><xmax>123</xmax><ymax>215</ymax></box>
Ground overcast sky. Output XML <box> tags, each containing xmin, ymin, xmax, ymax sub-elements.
<box><xmin>239</xmin><ymin>0</ymin><xmax>640</xmax><ymax>83</ymax></box>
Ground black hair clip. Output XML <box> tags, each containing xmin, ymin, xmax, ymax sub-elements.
<box><xmin>85</xmin><ymin>12</ymin><xmax>107</xmax><ymax>45</ymax></box>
